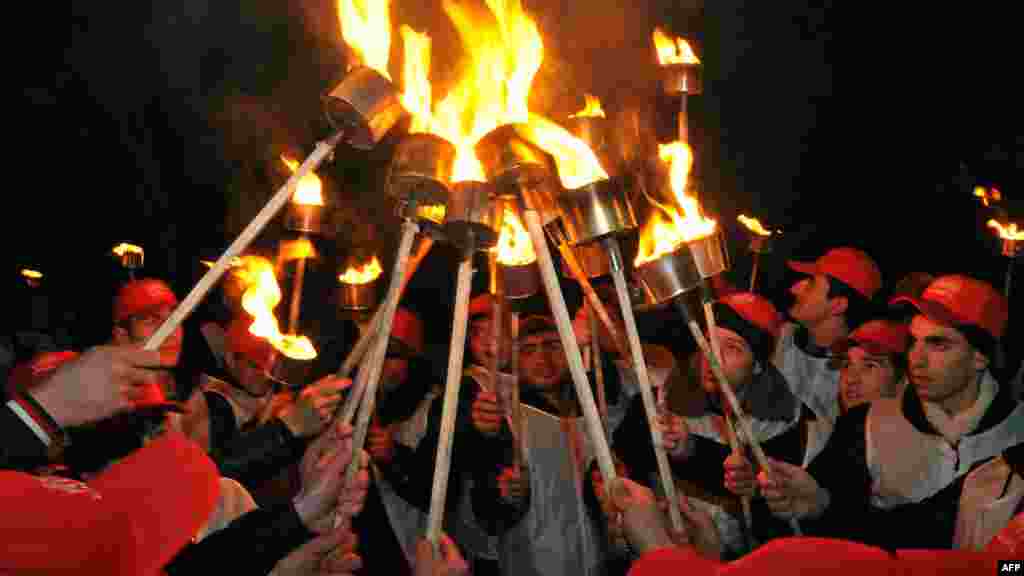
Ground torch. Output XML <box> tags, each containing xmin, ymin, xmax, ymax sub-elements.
<box><xmin>653</xmin><ymin>27</ymin><xmax>701</xmax><ymax>145</ymax></box>
<box><xmin>476</xmin><ymin>122</ymin><xmax>621</xmax><ymax>504</ymax></box>
<box><xmin>112</xmin><ymin>243</ymin><xmax>145</xmax><ymax>280</ymax></box>
<box><xmin>987</xmin><ymin>219</ymin><xmax>1022</xmax><ymax>300</ymax></box>
<box><xmin>338</xmin><ymin>255</ymin><xmax>383</xmax><ymax>312</ymax></box>
<box><xmin>423</xmin><ymin>147</ymin><xmax>502</xmax><ymax>546</ymax></box>
<box><xmin>737</xmin><ymin>215</ymin><xmax>776</xmax><ymax>293</ymax></box>
<box><xmin>279</xmin><ymin>156</ymin><xmax>328</xmax><ymax>340</ymax></box>
<box><xmin>20</xmin><ymin>268</ymin><xmax>43</xmax><ymax>289</ymax></box>
<box><xmin>141</xmin><ymin>0</ymin><xmax>405</xmax><ymax>353</ymax></box>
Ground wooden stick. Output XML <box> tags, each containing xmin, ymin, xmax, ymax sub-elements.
<box><xmin>522</xmin><ymin>209</ymin><xmax>617</xmax><ymax>488</ymax></box>
<box><xmin>487</xmin><ymin>251</ymin><xmax>504</xmax><ymax>402</ymax></box>
<box><xmin>343</xmin><ymin>220</ymin><xmax>420</xmax><ymax>488</ymax></box>
<box><xmin>590</xmin><ymin>301</ymin><xmax>609</xmax><ymax>436</ymax></box>
<box><xmin>426</xmin><ymin>247</ymin><xmax>476</xmax><ymax>547</ymax></box>
<box><xmin>338</xmin><ymin>349</ymin><xmax>371</xmax><ymax>425</ymax></box>
<box><xmin>673</xmin><ymin>298</ymin><xmax>803</xmax><ymax>535</ymax></box>
<box><xmin>749</xmin><ymin>252</ymin><xmax>761</xmax><ymax>293</ymax></box>
<box><xmin>144</xmin><ymin>131</ymin><xmax>345</xmax><ymax>351</ymax></box>
<box><xmin>335</xmin><ymin>236</ymin><xmax>435</xmax><ymax>378</ymax></box>
<box><xmin>509</xmin><ymin>310</ymin><xmax>524</xmax><ymax>473</ymax></box>
<box><xmin>605</xmin><ymin>238</ymin><xmax>683</xmax><ymax>532</ymax></box>
<box><xmin>288</xmin><ymin>253</ymin><xmax>308</xmax><ymax>335</ymax></box>
<box><xmin>556</xmin><ymin>242</ymin><xmax>630</xmax><ymax>359</ymax></box>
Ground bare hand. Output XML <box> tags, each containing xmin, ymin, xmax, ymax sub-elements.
<box><xmin>723</xmin><ymin>449</ymin><xmax>755</xmax><ymax>497</ymax></box>
<box><xmin>414</xmin><ymin>535</ymin><xmax>469</xmax><ymax>576</ymax></box>
<box><xmin>609</xmin><ymin>478</ymin><xmax>675</xmax><ymax>555</ymax></box>
<box><xmin>663</xmin><ymin>494</ymin><xmax>723</xmax><ymax>561</ymax></box>
<box><xmin>471</xmin><ymin>388</ymin><xmax>502</xmax><ymax>437</ymax></box>
<box><xmin>271</xmin><ymin>527</ymin><xmax>361</xmax><ymax>576</ymax></box>
<box><xmin>31</xmin><ymin>345</ymin><xmax>169</xmax><ymax>428</ymax></box>
<box><xmin>592</xmin><ymin>460</ymin><xmax>630</xmax><ymax>547</ymax></box>
<box><xmin>281</xmin><ymin>377</ymin><xmax>350</xmax><ymax>438</ymax></box>
<box><xmin>498</xmin><ymin>465</ymin><xmax>528</xmax><ymax>509</ymax></box>
<box><xmin>295</xmin><ymin>421</ymin><xmax>370</xmax><ymax>533</ymax></box>
<box><xmin>367</xmin><ymin>421</ymin><xmax>394</xmax><ymax>465</ymax></box>
<box><xmin>757</xmin><ymin>458</ymin><xmax>828</xmax><ymax>521</ymax></box>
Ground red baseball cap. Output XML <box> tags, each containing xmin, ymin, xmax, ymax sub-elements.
<box><xmin>114</xmin><ymin>279</ymin><xmax>178</xmax><ymax>323</ymax></box>
<box><xmin>0</xmin><ymin>432</ymin><xmax>220</xmax><ymax>575</ymax></box>
<box><xmin>225</xmin><ymin>314</ymin><xmax>279</xmax><ymax>372</ymax></box>
<box><xmin>469</xmin><ymin>293</ymin><xmax>494</xmax><ymax>320</ymax></box>
<box><xmin>718</xmin><ymin>292</ymin><xmax>783</xmax><ymax>339</ymax></box>
<box><xmin>788</xmin><ymin>247</ymin><xmax>882</xmax><ymax>299</ymax></box>
<box><xmin>848</xmin><ymin>319</ymin><xmax>909</xmax><ymax>356</ymax></box>
<box><xmin>391</xmin><ymin>308</ymin><xmax>425</xmax><ymax>357</ymax></box>
<box><xmin>890</xmin><ymin>274</ymin><xmax>1008</xmax><ymax>340</ymax></box>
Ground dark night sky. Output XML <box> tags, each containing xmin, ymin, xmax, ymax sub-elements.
<box><xmin>7</xmin><ymin>1</ymin><xmax>1021</xmax><ymax>364</ymax></box>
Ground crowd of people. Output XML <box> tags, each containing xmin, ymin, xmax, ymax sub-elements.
<box><xmin>2</xmin><ymin>242</ymin><xmax>1022</xmax><ymax>575</ymax></box>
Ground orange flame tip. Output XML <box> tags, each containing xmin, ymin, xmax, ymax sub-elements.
<box><xmin>737</xmin><ymin>215</ymin><xmax>772</xmax><ymax>236</ymax></box>
<box><xmin>339</xmin><ymin>256</ymin><xmax>383</xmax><ymax>285</ymax></box>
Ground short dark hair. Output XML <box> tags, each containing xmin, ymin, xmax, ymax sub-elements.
<box><xmin>827</xmin><ymin>276</ymin><xmax>877</xmax><ymax>332</ymax></box>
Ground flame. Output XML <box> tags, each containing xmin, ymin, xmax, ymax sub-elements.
<box><xmin>279</xmin><ymin>237</ymin><xmax>319</xmax><ymax>262</ymax></box>
<box><xmin>569</xmin><ymin>94</ymin><xmax>606</xmax><ymax>119</ymax></box>
<box><xmin>495</xmin><ymin>207</ymin><xmax>536</xmax><ymax>266</ymax></box>
<box><xmin>337</xmin><ymin>0</ymin><xmax>391</xmax><ymax>79</ymax></box>
<box><xmin>974</xmin><ymin>185</ymin><xmax>1002</xmax><ymax>207</ymax></box>
<box><xmin>112</xmin><ymin>243</ymin><xmax>144</xmax><ymax>257</ymax></box>
<box><xmin>281</xmin><ymin>156</ymin><xmax>325</xmax><ymax>206</ymax></box>
<box><xmin>635</xmin><ymin>141</ymin><xmax>716</xmax><ymax>265</ymax></box>
<box><xmin>988</xmin><ymin>219</ymin><xmax>1024</xmax><ymax>241</ymax></box>
<box><xmin>339</xmin><ymin>256</ymin><xmax>383</xmax><ymax>285</ymax></box>
<box><xmin>20</xmin><ymin>268</ymin><xmax>42</xmax><ymax>280</ymax></box>
<box><xmin>399</xmin><ymin>0</ymin><xmax>543</xmax><ymax>182</ymax></box>
<box><xmin>202</xmin><ymin>257</ymin><xmax>244</xmax><ymax>269</ymax></box>
<box><xmin>518</xmin><ymin>114</ymin><xmax>609</xmax><ymax>189</ymax></box>
<box><xmin>234</xmin><ymin>256</ymin><xmax>317</xmax><ymax>360</ymax></box>
<box><xmin>652</xmin><ymin>27</ymin><xmax>700</xmax><ymax>65</ymax></box>
<box><xmin>416</xmin><ymin>204</ymin><xmax>447</xmax><ymax>224</ymax></box>
<box><xmin>738</xmin><ymin>215</ymin><xmax>772</xmax><ymax>236</ymax></box>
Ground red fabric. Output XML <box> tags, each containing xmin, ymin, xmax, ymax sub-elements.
<box><xmin>891</xmin><ymin>274</ymin><xmax>1008</xmax><ymax>339</ymax></box>
<box><xmin>113</xmin><ymin>279</ymin><xmax>178</xmax><ymax>323</ymax></box>
<box><xmin>718</xmin><ymin>292</ymin><xmax>783</xmax><ymax>340</ymax></box>
<box><xmin>225</xmin><ymin>313</ymin><xmax>278</xmax><ymax>371</ymax></box>
<box><xmin>986</xmin><ymin>510</ymin><xmax>1024</xmax><ymax>557</ymax></box>
<box><xmin>469</xmin><ymin>293</ymin><xmax>494</xmax><ymax>319</ymax></box>
<box><xmin>848</xmin><ymin>319</ymin><xmax>910</xmax><ymax>356</ymax></box>
<box><xmin>5</xmin><ymin>351</ymin><xmax>80</xmax><ymax>399</ymax></box>
<box><xmin>391</xmin><ymin>307</ymin><xmax>425</xmax><ymax>356</ymax></box>
<box><xmin>627</xmin><ymin>546</ymin><xmax>716</xmax><ymax>576</ymax></box>
<box><xmin>787</xmin><ymin>247</ymin><xmax>882</xmax><ymax>299</ymax></box>
<box><xmin>895</xmin><ymin>549</ymin><xmax>1000</xmax><ymax>575</ymax></box>
<box><xmin>0</xmin><ymin>432</ymin><xmax>220</xmax><ymax>575</ymax></box>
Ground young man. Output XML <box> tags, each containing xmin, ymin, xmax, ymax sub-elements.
<box><xmin>838</xmin><ymin>319</ymin><xmax>909</xmax><ymax>412</ymax></box>
<box><xmin>490</xmin><ymin>313</ymin><xmax>609</xmax><ymax>576</ymax></box>
<box><xmin>776</xmin><ymin>247</ymin><xmax>883</xmax><ymax>461</ymax></box>
<box><xmin>760</xmin><ymin>275</ymin><xmax>1024</xmax><ymax>550</ymax></box>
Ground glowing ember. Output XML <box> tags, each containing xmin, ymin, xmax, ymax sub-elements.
<box><xmin>738</xmin><ymin>215</ymin><xmax>772</xmax><ymax>236</ymax></box>
<box><xmin>635</xmin><ymin>140</ymin><xmax>716</xmax><ymax>265</ymax></box>
<box><xmin>234</xmin><ymin>255</ymin><xmax>318</xmax><ymax>360</ymax></box>
<box><xmin>112</xmin><ymin>243</ymin><xmax>144</xmax><ymax>257</ymax></box>
<box><xmin>495</xmin><ymin>207</ymin><xmax>536</xmax><ymax>266</ymax></box>
<box><xmin>339</xmin><ymin>256</ymin><xmax>383</xmax><ymax>285</ymax></box>
<box><xmin>337</xmin><ymin>0</ymin><xmax>392</xmax><ymax>79</ymax></box>
<box><xmin>20</xmin><ymin>269</ymin><xmax>42</xmax><ymax>280</ymax></box>
<box><xmin>279</xmin><ymin>237</ymin><xmax>319</xmax><ymax>262</ymax></box>
<box><xmin>518</xmin><ymin>113</ymin><xmax>609</xmax><ymax>189</ymax></box>
<box><xmin>988</xmin><ymin>219</ymin><xmax>1024</xmax><ymax>241</ymax></box>
<box><xmin>974</xmin><ymin>185</ymin><xmax>1002</xmax><ymax>207</ymax></box>
<box><xmin>569</xmin><ymin>94</ymin><xmax>606</xmax><ymax>119</ymax></box>
<box><xmin>399</xmin><ymin>0</ymin><xmax>543</xmax><ymax>182</ymax></box>
<box><xmin>281</xmin><ymin>156</ymin><xmax>325</xmax><ymax>206</ymax></box>
<box><xmin>652</xmin><ymin>27</ymin><xmax>700</xmax><ymax>65</ymax></box>
<box><xmin>416</xmin><ymin>204</ymin><xmax>447</xmax><ymax>224</ymax></box>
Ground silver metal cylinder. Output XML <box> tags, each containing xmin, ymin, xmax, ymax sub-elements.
<box><xmin>661</xmin><ymin>64</ymin><xmax>702</xmax><ymax>95</ymax></box>
<box><xmin>556</xmin><ymin>178</ymin><xmax>637</xmax><ymax>245</ymax></box>
<box><xmin>388</xmin><ymin>133</ymin><xmax>456</xmax><ymax>207</ymax></box>
<box><xmin>475</xmin><ymin>125</ymin><xmax>561</xmax><ymax>225</ymax></box>
<box><xmin>338</xmin><ymin>281</ymin><xmax>376</xmax><ymax>311</ymax></box>
<box><xmin>634</xmin><ymin>245</ymin><xmax>703</xmax><ymax>304</ymax></box>
<box><xmin>1003</xmin><ymin>238</ymin><xmax>1022</xmax><ymax>258</ymax></box>
<box><xmin>323</xmin><ymin>67</ymin><xmax>406</xmax><ymax>150</ymax></box>
<box><xmin>444</xmin><ymin>181</ymin><xmax>499</xmax><ymax>250</ymax></box>
<box><xmin>689</xmin><ymin>231</ymin><xmax>729</xmax><ymax>279</ymax></box>
<box><xmin>285</xmin><ymin>202</ymin><xmax>325</xmax><ymax>235</ymax></box>
<box><xmin>749</xmin><ymin>234</ymin><xmax>773</xmax><ymax>255</ymax></box>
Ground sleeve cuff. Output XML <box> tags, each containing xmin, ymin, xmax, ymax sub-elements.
<box><xmin>6</xmin><ymin>396</ymin><xmax>61</xmax><ymax>447</ymax></box>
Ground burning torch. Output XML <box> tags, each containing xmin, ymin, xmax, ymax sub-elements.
<box><xmin>141</xmin><ymin>0</ymin><xmax>405</xmax><ymax>355</ymax></box>
<box><xmin>280</xmin><ymin>156</ymin><xmax>327</xmax><ymax>340</ymax></box>
<box><xmin>988</xmin><ymin>219</ymin><xmax>1022</xmax><ymax>300</ymax></box>
<box><xmin>338</xmin><ymin>254</ymin><xmax>383</xmax><ymax>312</ymax></box>
<box><xmin>20</xmin><ymin>268</ymin><xmax>43</xmax><ymax>289</ymax></box>
<box><xmin>653</xmin><ymin>28</ymin><xmax>701</xmax><ymax>145</ymax></box>
<box><xmin>737</xmin><ymin>215</ymin><xmax>778</xmax><ymax>292</ymax></box>
<box><xmin>112</xmin><ymin>243</ymin><xmax>145</xmax><ymax>280</ymax></box>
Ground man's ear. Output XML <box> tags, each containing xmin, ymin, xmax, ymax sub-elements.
<box><xmin>112</xmin><ymin>324</ymin><xmax>131</xmax><ymax>345</ymax></box>
<box><xmin>973</xmin><ymin>348</ymin><xmax>990</xmax><ymax>373</ymax></box>
<box><xmin>829</xmin><ymin>296</ymin><xmax>849</xmax><ymax>318</ymax></box>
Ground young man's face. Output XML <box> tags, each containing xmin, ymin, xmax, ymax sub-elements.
<box><xmin>112</xmin><ymin>303</ymin><xmax>182</xmax><ymax>396</ymax></box>
<box><xmin>469</xmin><ymin>317</ymin><xmax>510</xmax><ymax>368</ymax></box>
<box><xmin>700</xmin><ymin>327</ymin><xmax>755</xmax><ymax>395</ymax></box>
<box><xmin>788</xmin><ymin>273</ymin><xmax>833</xmax><ymax>327</ymax></box>
<box><xmin>907</xmin><ymin>315</ymin><xmax>986</xmax><ymax>409</ymax></box>
<box><xmin>519</xmin><ymin>330</ymin><xmax>567</xmax><ymax>391</ymax></box>
<box><xmin>229</xmin><ymin>351</ymin><xmax>277</xmax><ymax>397</ymax></box>
<box><xmin>839</xmin><ymin>346</ymin><xmax>898</xmax><ymax>410</ymax></box>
